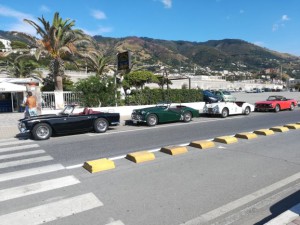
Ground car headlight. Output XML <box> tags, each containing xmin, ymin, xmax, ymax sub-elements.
<box><xmin>141</xmin><ymin>110</ymin><xmax>146</xmax><ymax>114</ymax></box>
<box><xmin>18</xmin><ymin>122</ymin><xmax>27</xmax><ymax>133</ymax></box>
<box><xmin>213</xmin><ymin>106</ymin><xmax>219</xmax><ymax>113</ymax></box>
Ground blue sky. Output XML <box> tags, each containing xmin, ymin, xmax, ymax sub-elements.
<box><xmin>0</xmin><ymin>0</ymin><xmax>300</xmax><ymax>56</ymax></box>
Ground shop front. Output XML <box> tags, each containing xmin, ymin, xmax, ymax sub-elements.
<box><xmin>0</xmin><ymin>82</ymin><xmax>26</xmax><ymax>113</ymax></box>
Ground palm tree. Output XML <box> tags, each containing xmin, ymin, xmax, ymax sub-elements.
<box><xmin>12</xmin><ymin>12</ymin><xmax>92</xmax><ymax>91</ymax></box>
<box><xmin>84</xmin><ymin>51</ymin><xmax>110</xmax><ymax>77</ymax></box>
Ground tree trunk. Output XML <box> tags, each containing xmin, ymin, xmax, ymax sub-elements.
<box><xmin>50</xmin><ymin>58</ymin><xmax>64</xmax><ymax>91</ymax></box>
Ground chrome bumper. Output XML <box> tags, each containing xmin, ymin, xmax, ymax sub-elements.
<box><xmin>18</xmin><ymin>122</ymin><xmax>30</xmax><ymax>133</ymax></box>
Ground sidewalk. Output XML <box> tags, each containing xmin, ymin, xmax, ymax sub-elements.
<box><xmin>0</xmin><ymin>112</ymin><xmax>23</xmax><ymax>139</ymax></box>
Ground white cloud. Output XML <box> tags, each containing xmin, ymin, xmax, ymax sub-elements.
<box><xmin>91</xmin><ymin>10</ymin><xmax>107</xmax><ymax>20</ymax></box>
<box><xmin>82</xmin><ymin>26</ymin><xmax>113</xmax><ymax>36</ymax></box>
<box><xmin>0</xmin><ymin>5</ymin><xmax>37</xmax><ymax>35</ymax></box>
<box><xmin>161</xmin><ymin>0</ymin><xmax>172</xmax><ymax>8</ymax></box>
<box><xmin>40</xmin><ymin>5</ymin><xmax>50</xmax><ymax>13</ymax></box>
<box><xmin>272</xmin><ymin>14</ymin><xmax>290</xmax><ymax>32</ymax></box>
<box><xmin>281</xmin><ymin>15</ymin><xmax>290</xmax><ymax>21</ymax></box>
<box><xmin>272</xmin><ymin>24</ymin><xmax>279</xmax><ymax>32</ymax></box>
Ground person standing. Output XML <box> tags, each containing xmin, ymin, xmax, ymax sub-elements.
<box><xmin>25</xmin><ymin>91</ymin><xmax>38</xmax><ymax>117</ymax></box>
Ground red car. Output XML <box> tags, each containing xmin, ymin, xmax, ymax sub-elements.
<box><xmin>255</xmin><ymin>95</ymin><xmax>298</xmax><ymax>112</ymax></box>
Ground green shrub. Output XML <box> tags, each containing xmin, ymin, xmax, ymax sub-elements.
<box><xmin>126</xmin><ymin>88</ymin><xmax>202</xmax><ymax>105</ymax></box>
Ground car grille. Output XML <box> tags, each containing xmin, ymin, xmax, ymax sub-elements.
<box><xmin>256</xmin><ymin>104</ymin><xmax>272</xmax><ymax>108</ymax></box>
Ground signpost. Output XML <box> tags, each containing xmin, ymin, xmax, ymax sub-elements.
<box><xmin>117</xmin><ymin>51</ymin><xmax>131</xmax><ymax>71</ymax></box>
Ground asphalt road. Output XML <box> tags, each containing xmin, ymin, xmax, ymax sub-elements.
<box><xmin>1</xmin><ymin>92</ymin><xmax>300</xmax><ymax>225</ymax></box>
<box><xmin>1</xmin><ymin>118</ymin><xmax>299</xmax><ymax>225</ymax></box>
<box><xmin>34</xmin><ymin>107</ymin><xmax>300</xmax><ymax>167</ymax></box>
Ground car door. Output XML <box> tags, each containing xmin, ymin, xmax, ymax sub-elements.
<box><xmin>158</xmin><ymin>107</ymin><xmax>181</xmax><ymax>122</ymax></box>
<box><xmin>51</xmin><ymin>114</ymin><xmax>93</xmax><ymax>133</ymax></box>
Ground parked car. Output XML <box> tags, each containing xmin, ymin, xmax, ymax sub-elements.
<box><xmin>255</xmin><ymin>95</ymin><xmax>298</xmax><ymax>112</ymax></box>
<box><xmin>131</xmin><ymin>102</ymin><xmax>200</xmax><ymax>126</ymax></box>
<box><xmin>211</xmin><ymin>90</ymin><xmax>236</xmax><ymax>102</ymax></box>
<box><xmin>203</xmin><ymin>101</ymin><xmax>254</xmax><ymax>118</ymax></box>
<box><xmin>18</xmin><ymin>105</ymin><xmax>120</xmax><ymax>140</ymax></box>
<box><xmin>202</xmin><ymin>90</ymin><xmax>222</xmax><ymax>103</ymax></box>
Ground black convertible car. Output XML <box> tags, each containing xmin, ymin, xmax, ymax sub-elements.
<box><xmin>18</xmin><ymin>105</ymin><xmax>120</xmax><ymax>140</ymax></box>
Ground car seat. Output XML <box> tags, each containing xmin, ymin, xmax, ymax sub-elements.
<box><xmin>83</xmin><ymin>107</ymin><xmax>89</xmax><ymax>115</ymax></box>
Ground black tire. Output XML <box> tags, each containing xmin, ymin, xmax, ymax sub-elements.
<box><xmin>221</xmin><ymin>108</ymin><xmax>229</xmax><ymax>118</ymax></box>
<box><xmin>244</xmin><ymin>106</ymin><xmax>251</xmax><ymax>115</ymax></box>
<box><xmin>274</xmin><ymin>104</ymin><xmax>280</xmax><ymax>113</ymax></box>
<box><xmin>32</xmin><ymin>123</ymin><xmax>52</xmax><ymax>140</ymax></box>
<box><xmin>183</xmin><ymin>111</ymin><xmax>192</xmax><ymax>122</ymax></box>
<box><xmin>290</xmin><ymin>103</ymin><xmax>295</xmax><ymax>111</ymax></box>
<box><xmin>94</xmin><ymin>118</ymin><xmax>109</xmax><ymax>133</ymax></box>
<box><xmin>146</xmin><ymin>114</ymin><xmax>158</xmax><ymax>126</ymax></box>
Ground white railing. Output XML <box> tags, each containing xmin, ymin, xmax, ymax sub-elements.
<box><xmin>41</xmin><ymin>91</ymin><xmax>82</xmax><ymax>109</ymax></box>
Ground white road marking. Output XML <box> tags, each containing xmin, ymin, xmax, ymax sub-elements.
<box><xmin>0</xmin><ymin>193</ymin><xmax>103</xmax><ymax>225</ymax></box>
<box><xmin>0</xmin><ymin>150</ymin><xmax>45</xmax><ymax>160</ymax></box>
<box><xmin>0</xmin><ymin>155</ymin><xmax>53</xmax><ymax>169</ymax></box>
<box><xmin>0</xmin><ymin>176</ymin><xmax>80</xmax><ymax>202</ymax></box>
<box><xmin>0</xmin><ymin>138</ymin><xmax>20</xmax><ymax>143</ymax></box>
<box><xmin>65</xmin><ymin>163</ymin><xmax>83</xmax><ymax>169</ymax></box>
<box><xmin>0</xmin><ymin>140</ymin><xmax>34</xmax><ymax>147</ymax></box>
<box><xmin>105</xmin><ymin>220</ymin><xmax>125</xmax><ymax>225</ymax></box>
<box><xmin>0</xmin><ymin>144</ymin><xmax>39</xmax><ymax>153</ymax></box>
<box><xmin>181</xmin><ymin>172</ymin><xmax>300</xmax><ymax>225</ymax></box>
<box><xmin>0</xmin><ymin>164</ymin><xmax>65</xmax><ymax>182</ymax></box>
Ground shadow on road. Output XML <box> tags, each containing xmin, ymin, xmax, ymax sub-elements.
<box><xmin>254</xmin><ymin>190</ymin><xmax>300</xmax><ymax>224</ymax></box>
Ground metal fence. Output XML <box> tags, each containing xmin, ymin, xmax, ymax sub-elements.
<box><xmin>41</xmin><ymin>91</ymin><xmax>82</xmax><ymax>109</ymax></box>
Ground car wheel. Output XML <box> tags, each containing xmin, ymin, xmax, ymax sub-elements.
<box><xmin>244</xmin><ymin>106</ymin><xmax>251</xmax><ymax>115</ymax></box>
<box><xmin>221</xmin><ymin>108</ymin><xmax>229</xmax><ymax>118</ymax></box>
<box><xmin>290</xmin><ymin>103</ymin><xmax>295</xmax><ymax>111</ymax></box>
<box><xmin>146</xmin><ymin>114</ymin><xmax>158</xmax><ymax>126</ymax></box>
<box><xmin>94</xmin><ymin>118</ymin><xmax>109</xmax><ymax>133</ymax></box>
<box><xmin>32</xmin><ymin>123</ymin><xmax>52</xmax><ymax>140</ymax></box>
<box><xmin>274</xmin><ymin>104</ymin><xmax>280</xmax><ymax>113</ymax></box>
<box><xmin>183</xmin><ymin>111</ymin><xmax>192</xmax><ymax>122</ymax></box>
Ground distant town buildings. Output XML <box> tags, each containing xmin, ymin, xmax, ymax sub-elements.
<box><xmin>0</xmin><ymin>38</ymin><xmax>12</xmax><ymax>52</ymax></box>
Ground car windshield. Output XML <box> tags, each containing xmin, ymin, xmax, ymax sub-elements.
<box><xmin>222</xmin><ymin>91</ymin><xmax>231</xmax><ymax>95</ymax></box>
<box><xmin>156</xmin><ymin>102</ymin><xmax>171</xmax><ymax>108</ymax></box>
<box><xmin>267</xmin><ymin>96</ymin><xmax>281</xmax><ymax>101</ymax></box>
<box><xmin>62</xmin><ymin>105</ymin><xmax>75</xmax><ymax>115</ymax></box>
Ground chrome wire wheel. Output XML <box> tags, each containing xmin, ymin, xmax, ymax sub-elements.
<box><xmin>94</xmin><ymin>118</ymin><xmax>108</xmax><ymax>133</ymax></box>
<box><xmin>183</xmin><ymin>112</ymin><xmax>192</xmax><ymax>122</ymax></box>
<box><xmin>147</xmin><ymin>114</ymin><xmax>158</xmax><ymax>126</ymax></box>
<box><xmin>244</xmin><ymin>106</ymin><xmax>250</xmax><ymax>115</ymax></box>
<box><xmin>32</xmin><ymin>123</ymin><xmax>52</xmax><ymax>140</ymax></box>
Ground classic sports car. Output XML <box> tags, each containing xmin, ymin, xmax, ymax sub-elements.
<box><xmin>255</xmin><ymin>95</ymin><xmax>298</xmax><ymax>112</ymax></box>
<box><xmin>202</xmin><ymin>90</ymin><xmax>223</xmax><ymax>103</ymax></box>
<box><xmin>210</xmin><ymin>90</ymin><xmax>236</xmax><ymax>102</ymax></box>
<box><xmin>131</xmin><ymin>102</ymin><xmax>200</xmax><ymax>126</ymax></box>
<box><xmin>18</xmin><ymin>105</ymin><xmax>120</xmax><ymax>140</ymax></box>
<box><xmin>203</xmin><ymin>101</ymin><xmax>255</xmax><ymax>118</ymax></box>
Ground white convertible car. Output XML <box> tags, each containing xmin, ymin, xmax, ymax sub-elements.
<box><xmin>203</xmin><ymin>101</ymin><xmax>255</xmax><ymax>118</ymax></box>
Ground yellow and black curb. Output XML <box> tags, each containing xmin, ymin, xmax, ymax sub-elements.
<box><xmin>284</xmin><ymin>123</ymin><xmax>300</xmax><ymax>129</ymax></box>
<box><xmin>160</xmin><ymin>146</ymin><xmax>188</xmax><ymax>155</ymax></box>
<box><xmin>235</xmin><ymin>132</ymin><xmax>257</xmax><ymax>140</ymax></box>
<box><xmin>253</xmin><ymin>129</ymin><xmax>274</xmax><ymax>136</ymax></box>
<box><xmin>189</xmin><ymin>140</ymin><xmax>215</xmax><ymax>149</ymax></box>
<box><xmin>214</xmin><ymin>136</ymin><xmax>238</xmax><ymax>144</ymax></box>
<box><xmin>270</xmin><ymin>126</ymin><xmax>289</xmax><ymax>132</ymax></box>
<box><xmin>83</xmin><ymin>122</ymin><xmax>300</xmax><ymax>173</ymax></box>
<box><xmin>83</xmin><ymin>158</ymin><xmax>115</xmax><ymax>173</ymax></box>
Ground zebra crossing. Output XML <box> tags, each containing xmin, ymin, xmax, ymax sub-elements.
<box><xmin>0</xmin><ymin>138</ymin><xmax>125</xmax><ymax>225</ymax></box>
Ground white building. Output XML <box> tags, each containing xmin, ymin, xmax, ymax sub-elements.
<box><xmin>0</xmin><ymin>38</ymin><xmax>12</xmax><ymax>52</ymax></box>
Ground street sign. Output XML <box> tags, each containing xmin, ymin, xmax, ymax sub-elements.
<box><xmin>117</xmin><ymin>51</ymin><xmax>131</xmax><ymax>71</ymax></box>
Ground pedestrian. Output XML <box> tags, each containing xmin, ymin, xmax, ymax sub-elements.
<box><xmin>22</xmin><ymin>93</ymin><xmax>30</xmax><ymax>118</ymax></box>
<box><xmin>25</xmin><ymin>91</ymin><xmax>38</xmax><ymax>117</ymax></box>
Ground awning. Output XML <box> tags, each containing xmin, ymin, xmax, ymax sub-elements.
<box><xmin>0</xmin><ymin>82</ymin><xmax>26</xmax><ymax>92</ymax></box>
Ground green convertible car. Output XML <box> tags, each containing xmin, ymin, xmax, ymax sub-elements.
<box><xmin>131</xmin><ymin>102</ymin><xmax>200</xmax><ymax>126</ymax></box>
